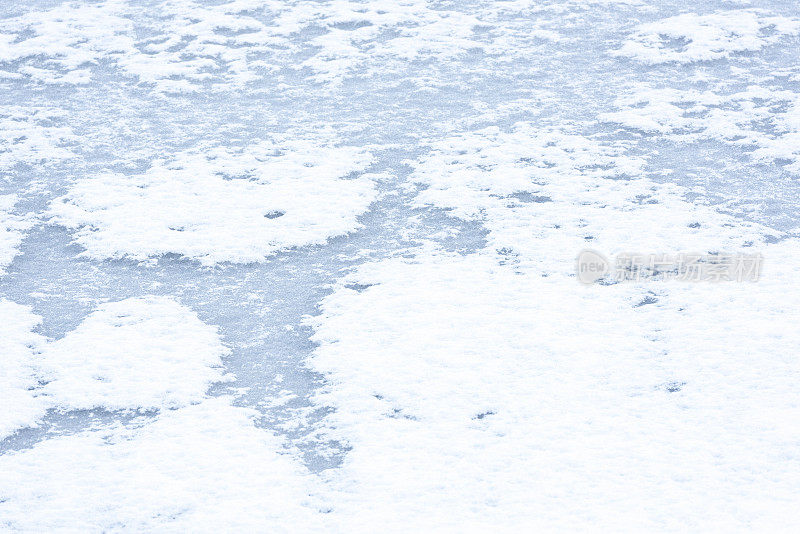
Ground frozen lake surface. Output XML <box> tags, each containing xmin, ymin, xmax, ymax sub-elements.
<box><xmin>1</xmin><ymin>0</ymin><xmax>799</xmax><ymax>530</ymax></box>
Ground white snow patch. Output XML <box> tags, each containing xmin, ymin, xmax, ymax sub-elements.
<box><xmin>0</xmin><ymin>0</ymin><xmax>134</xmax><ymax>85</ymax></box>
<box><xmin>301</xmin><ymin>122</ymin><xmax>800</xmax><ymax>529</ymax></box>
<box><xmin>410</xmin><ymin>123</ymin><xmax>772</xmax><ymax>274</ymax></box>
<box><xmin>306</xmin><ymin>245</ymin><xmax>800</xmax><ymax>530</ymax></box>
<box><xmin>38</xmin><ymin>296</ymin><xmax>230</xmax><ymax>411</ymax></box>
<box><xmin>600</xmin><ymin>84</ymin><xmax>800</xmax><ymax>173</ymax></box>
<box><xmin>0</xmin><ymin>107</ymin><xmax>77</xmax><ymax>170</ymax></box>
<box><xmin>261</xmin><ymin>0</ymin><xmax>490</xmax><ymax>83</ymax></box>
<box><xmin>0</xmin><ymin>397</ymin><xmax>325</xmax><ymax>531</ymax></box>
<box><xmin>116</xmin><ymin>0</ymin><xmax>284</xmax><ymax>92</ymax></box>
<box><xmin>0</xmin><ymin>0</ymin><xmax>493</xmax><ymax>90</ymax></box>
<box><xmin>0</xmin><ymin>0</ymin><xmax>277</xmax><ymax>90</ymax></box>
<box><xmin>0</xmin><ymin>196</ymin><xmax>32</xmax><ymax>275</ymax></box>
<box><xmin>614</xmin><ymin>10</ymin><xmax>800</xmax><ymax>64</ymax></box>
<box><xmin>0</xmin><ymin>300</ymin><xmax>46</xmax><ymax>440</ymax></box>
<box><xmin>49</xmin><ymin>139</ymin><xmax>376</xmax><ymax>264</ymax></box>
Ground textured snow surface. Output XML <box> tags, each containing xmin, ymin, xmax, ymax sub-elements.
<box><xmin>50</xmin><ymin>140</ymin><xmax>376</xmax><ymax>264</ymax></box>
<box><xmin>0</xmin><ymin>296</ymin><xmax>228</xmax><ymax>439</ymax></box>
<box><xmin>600</xmin><ymin>84</ymin><xmax>800</xmax><ymax>175</ymax></box>
<box><xmin>2</xmin><ymin>0</ymin><xmax>800</xmax><ymax>531</ymax></box>
<box><xmin>0</xmin><ymin>398</ymin><xmax>325</xmax><ymax>532</ymax></box>
<box><xmin>615</xmin><ymin>10</ymin><xmax>800</xmax><ymax>64</ymax></box>
<box><xmin>0</xmin><ymin>196</ymin><xmax>31</xmax><ymax>274</ymax></box>
<box><xmin>37</xmin><ymin>296</ymin><xmax>231</xmax><ymax>410</ymax></box>
<box><xmin>0</xmin><ymin>300</ymin><xmax>46</xmax><ymax>440</ymax></box>
<box><xmin>409</xmin><ymin>124</ymin><xmax>775</xmax><ymax>270</ymax></box>
<box><xmin>307</xmin><ymin>247</ymin><xmax>800</xmax><ymax>530</ymax></box>
<box><xmin>304</xmin><ymin>123</ymin><xmax>800</xmax><ymax>530</ymax></box>
<box><xmin>0</xmin><ymin>107</ymin><xmax>76</xmax><ymax>169</ymax></box>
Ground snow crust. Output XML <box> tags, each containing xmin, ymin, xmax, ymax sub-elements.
<box><xmin>0</xmin><ymin>296</ymin><xmax>229</xmax><ymax>442</ymax></box>
<box><xmin>37</xmin><ymin>296</ymin><xmax>231</xmax><ymax>410</ymax></box>
<box><xmin>601</xmin><ymin>84</ymin><xmax>800</xmax><ymax>174</ymax></box>
<box><xmin>410</xmin><ymin>124</ymin><xmax>774</xmax><ymax>273</ymax></box>
<box><xmin>0</xmin><ymin>300</ymin><xmax>46</xmax><ymax>440</ymax></box>
<box><xmin>2</xmin><ymin>0</ymin><xmax>800</xmax><ymax>530</ymax></box>
<box><xmin>50</xmin><ymin>140</ymin><xmax>375</xmax><ymax>264</ymax></box>
<box><xmin>0</xmin><ymin>196</ymin><xmax>31</xmax><ymax>275</ymax></box>
<box><xmin>297</xmin><ymin>121</ymin><xmax>800</xmax><ymax>529</ymax></box>
<box><xmin>0</xmin><ymin>398</ymin><xmax>325</xmax><ymax>532</ymax></box>
<box><xmin>615</xmin><ymin>10</ymin><xmax>800</xmax><ymax>64</ymax></box>
<box><xmin>0</xmin><ymin>0</ymin><xmax>492</xmax><ymax>90</ymax></box>
<box><xmin>307</xmin><ymin>245</ymin><xmax>800</xmax><ymax>530</ymax></box>
<box><xmin>0</xmin><ymin>107</ymin><xmax>77</xmax><ymax>169</ymax></box>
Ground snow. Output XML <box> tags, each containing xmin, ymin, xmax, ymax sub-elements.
<box><xmin>0</xmin><ymin>196</ymin><xmax>31</xmax><ymax>275</ymax></box>
<box><xmin>0</xmin><ymin>107</ymin><xmax>77</xmax><ymax>170</ymax></box>
<box><xmin>304</xmin><ymin>248</ymin><xmax>800</xmax><ymax>530</ymax></box>
<box><xmin>0</xmin><ymin>0</ymin><xmax>272</xmax><ymax>90</ymax></box>
<box><xmin>601</xmin><ymin>84</ymin><xmax>800</xmax><ymax>145</ymax></box>
<box><xmin>0</xmin><ymin>295</ymin><xmax>229</xmax><ymax>441</ymax></box>
<box><xmin>602</xmin><ymin>74</ymin><xmax>800</xmax><ymax>221</ymax></box>
<box><xmin>50</xmin><ymin>140</ymin><xmax>376</xmax><ymax>265</ymax></box>
<box><xmin>614</xmin><ymin>10</ymin><xmax>800</xmax><ymax>64</ymax></box>
<box><xmin>409</xmin><ymin>123</ymin><xmax>775</xmax><ymax>273</ymax></box>
<box><xmin>37</xmin><ymin>296</ymin><xmax>231</xmax><ymax>411</ymax></box>
<box><xmin>0</xmin><ymin>300</ymin><xmax>46</xmax><ymax>440</ymax></box>
<box><xmin>0</xmin><ymin>0</ymin><xmax>138</xmax><ymax>85</ymax></box>
<box><xmin>0</xmin><ymin>0</ymin><xmax>489</xmax><ymax>90</ymax></box>
<box><xmin>0</xmin><ymin>398</ymin><xmax>325</xmax><ymax>532</ymax></box>
<box><xmin>2</xmin><ymin>0</ymin><xmax>800</xmax><ymax>530</ymax></box>
<box><xmin>301</xmin><ymin>122</ymin><xmax>800</xmax><ymax>529</ymax></box>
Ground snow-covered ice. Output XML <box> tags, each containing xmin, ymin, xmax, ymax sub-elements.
<box><xmin>49</xmin><ymin>140</ymin><xmax>376</xmax><ymax>264</ymax></box>
<box><xmin>0</xmin><ymin>398</ymin><xmax>326</xmax><ymax>531</ymax></box>
<box><xmin>614</xmin><ymin>10</ymin><xmax>800</xmax><ymax>64</ymax></box>
<box><xmin>1</xmin><ymin>0</ymin><xmax>800</xmax><ymax>531</ymax></box>
<box><xmin>37</xmin><ymin>296</ymin><xmax>231</xmax><ymax>410</ymax></box>
<box><xmin>306</xmin><ymin>247</ymin><xmax>800</xmax><ymax>530</ymax></box>
<box><xmin>0</xmin><ymin>300</ymin><xmax>46</xmax><ymax>440</ymax></box>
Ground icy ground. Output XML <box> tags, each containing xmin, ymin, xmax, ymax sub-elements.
<box><xmin>1</xmin><ymin>0</ymin><xmax>800</xmax><ymax>531</ymax></box>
